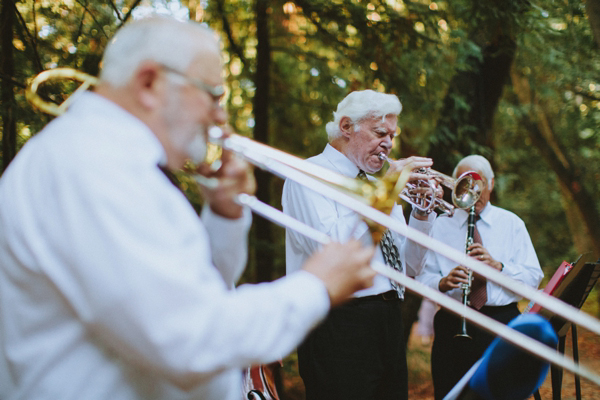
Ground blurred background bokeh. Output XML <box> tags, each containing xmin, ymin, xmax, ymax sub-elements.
<box><xmin>2</xmin><ymin>0</ymin><xmax>600</xmax><ymax>398</ymax></box>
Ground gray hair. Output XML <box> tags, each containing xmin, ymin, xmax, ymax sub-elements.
<box><xmin>453</xmin><ymin>155</ymin><xmax>494</xmax><ymax>190</ymax></box>
<box><xmin>325</xmin><ymin>90</ymin><xmax>402</xmax><ymax>141</ymax></box>
<box><xmin>99</xmin><ymin>16</ymin><xmax>218</xmax><ymax>87</ymax></box>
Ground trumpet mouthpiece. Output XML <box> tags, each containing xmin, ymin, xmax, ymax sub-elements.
<box><xmin>208</xmin><ymin>126</ymin><xmax>224</xmax><ymax>141</ymax></box>
<box><xmin>378</xmin><ymin>152</ymin><xmax>389</xmax><ymax>162</ymax></box>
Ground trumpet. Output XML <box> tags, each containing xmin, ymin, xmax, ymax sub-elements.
<box><xmin>378</xmin><ymin>152</ymin><xmax>483</xmax><ymax>216</ymax></box>
<box><xmin>25</xmin><ymin>67</ymin><xmax>600</xmax><ymax>386</ymax></box>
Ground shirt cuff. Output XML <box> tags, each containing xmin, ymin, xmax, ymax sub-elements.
<box><xmin>284</xmin><ymin>270</ymin><xmax>331</xmax><ymax>327</ymax></box>
<box><xmin>201</xmin><ymin>204</ymin><xmax>252</xmax><ymax>241</ymax></box>
<box><xmin>409</xmin><ymin>209</ymin><xmax>436</xmax><ymax>229</ymax></box>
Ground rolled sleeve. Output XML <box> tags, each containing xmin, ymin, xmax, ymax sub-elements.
<box><xmin>402</xmin><ymin>209</ymin><xmax>436</xmax><ymax>277</ymax></box>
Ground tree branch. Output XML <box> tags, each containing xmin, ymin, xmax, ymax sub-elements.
<box><xmin>73</xmin><ymin>6</ymin><xmax>87</xmax><ymax>45</ymax></box>
<box><xmin>214</xmin><ymin>0</ymin><xmax>247</xmax><ymax>66</ymax></box>
<box><xmin>107</xmin><ymin>0</ymin><xmax>123</xmax><ymax>21</ymax></box>
<box><xmin>568</xmin><ymin>85</ymin><xmax>600</xmax><ymax>102</ymax></box>
<box><xmin>511</xmin><ymin>70</ymin><xmax>600</xmax><ymax>256</ymax></box>
<box><xmin>119</xmin><ymin>0</ymin><xmax>143</xmax><ymax>27</ymax></box>
<box><xmin>292</xmin><ymin>0</ymin><xmax>351</xmax><ymax>50</ymax></box>
<box><xmin>12</xmin><ymin>1</ymin><xmax>43</xmax><ymax>72</ymax></box>
<box><xmin>74</xmin><ymin>0</ymin><xmax>109</xmax><ymax>39</ymax></box>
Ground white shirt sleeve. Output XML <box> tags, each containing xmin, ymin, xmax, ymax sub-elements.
<box><xmin>0</xmin><ymin>96</ymin><xmax>331</xmax><ymax>398</ymax></box>
<box><xmin>20</xmin><ymin>150</ymin><xmax>329</xmax><ymax>389</ymax></box>
<box><xmin>487</xmin><ymin>217</ymin><xmax>543</xmax><ymax>302</ymax></box>
<box><xmin>416</xmin><ymin>222</ymin><xmax>446</xmax><ymax>292</ymax></box>
<box><xmin>283</xmin><ymin>178</ymin><xmax>365</xmax><ymax>273</ymax></box>
<box><xmin>401</xmin><ymin>209</ymin><xmax>436</xmax><ymax>277</ymax></box>
<box><xmin>201</xmin><ymin>205</ymin><xmax>252</xmax><ymax>288</ymax></box>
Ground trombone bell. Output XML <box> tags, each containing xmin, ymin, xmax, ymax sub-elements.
<box><xmin>26</xmin><ymin>68</ymin><xmax>98</xmax><ymax>116</ymax></box>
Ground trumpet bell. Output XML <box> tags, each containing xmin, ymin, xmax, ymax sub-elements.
<box><xmin>452</xmin><ymin>171</ymin><xmax>483</xmax><ymax>211</ymax></box>
<box><xmin>398</xmin><ymin>168</ymin><xmax>483</xmax><ymax>216</ymax></box>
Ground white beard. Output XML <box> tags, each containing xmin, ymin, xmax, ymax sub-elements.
<box><xmin>163</xmin><ymin>86</ymin><xmax>209</xmax><ymax>165</ymax></box>
<box><xmin>185</xmin><ymin>129</ymin><xmax>208</xmax><ymax>164</ymax></box>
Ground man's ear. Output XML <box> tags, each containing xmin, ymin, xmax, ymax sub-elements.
<box><xmin>134</xmin><ymin>62</ymin><xmax>166</xmax><ymax>111</ymax></box>
<box><xmin>490</xmin><ymin>177</ymin><xmax>495</xmax><ymax>191</ymax></box>
<box><xmin>339</xmin><ymin>116</ymin><xmax>354</xmax><ymax>138</ymax></box>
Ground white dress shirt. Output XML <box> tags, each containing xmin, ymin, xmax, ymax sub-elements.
<box><xmin>282</xmin><ymin>144</ymin><xmax>435</xmax><ymax>298</ymax></box>
<box><xmin>0</xmin><ymin>92</ymin><xmax>330</xmax><ymax>400</ymax></box>
<box><xmin>417</xmin><ymin>203</ymin><xmax>543</xmax><ymax>305</ymax></box>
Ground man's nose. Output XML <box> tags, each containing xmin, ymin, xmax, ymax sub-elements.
<box><xmin>212</xmin><ymin>106</ymin><xmax>228</xmax><ymax>126</ymax></box>
<box><xmin>380</xmin><ymin>135</ymin><xmax>393</xmax><ymax>149</ymax></box>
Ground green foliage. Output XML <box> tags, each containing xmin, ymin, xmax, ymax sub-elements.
<box><xmin>494</xmin><ymin>0</ymin><xmax>600</xmax><ymax>271</ymax></box>
<box><xmin>3</xmin><ymin>0</ymin><xmax>600</xmax><ymax>287</ymax></box>
<box><xmin>494</xmin><ymin>98</ymin><xmax>578</xmax><ymax>270</ymax></box>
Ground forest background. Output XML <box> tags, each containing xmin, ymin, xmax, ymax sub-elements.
<box><xmin>2</xmin><ymin>0</ymin><xmax>600</xmax><ymax>398</ymax></box>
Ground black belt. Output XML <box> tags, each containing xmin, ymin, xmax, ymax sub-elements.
<box><xmin>353</xmin><ymin>290</ymin><xmax>400</xmax><ymax>302</ymax></box>
<box><xmin>479</xmin><ymin>302</ymin><xmax>519</xmax><ymax>315</ymax></box>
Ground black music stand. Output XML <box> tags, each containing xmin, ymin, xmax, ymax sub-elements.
<box><xmin>530</xmin><ymin>256</ymin><xmax>600</xmax><ymax>400</ymax></box>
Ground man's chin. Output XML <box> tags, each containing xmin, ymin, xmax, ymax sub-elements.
<box><xmin>365</xmin><ymin>160</ymin><xmax>384</xmax><ymax>174</ymax></box>
<box><xmin>475</xmin><ymin>203</ymin><xmax>484</xmax><ymax>214</ymax></box>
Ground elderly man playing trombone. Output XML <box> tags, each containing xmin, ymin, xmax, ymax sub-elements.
<box><xmin>0</xmin><ymin>17</ymin><xmax>380</xmax><ymax>400</ymax></box>
<box><xmin>282</xmin><ymin>89</ymin><xmax>438</xmax><ymax>400</ymax></box>
<box><xmin>417</xmin><ymin>155</ymin><xmax>543</xmax><ymax>400</ymax></box>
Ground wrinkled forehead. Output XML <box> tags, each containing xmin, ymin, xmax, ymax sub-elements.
<box><xmin>457</xmin><ymin>165</ymin><xmax>488</xmax><ymax>184</ymax></box>
<box><xmin>360</xmin><ymin>113</ymin><xmax>398</xmax><ymax>127</ymax></box>
<box><xmin>187</xmin><ymin>36</ymin><xmax>223</xmax><ymax>81</ymax></box>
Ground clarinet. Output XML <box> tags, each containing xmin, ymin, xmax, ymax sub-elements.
<box><xmin>455</xmin><ymin>205</ymin><xmax>476</xmax><ymax>340</ymax></box>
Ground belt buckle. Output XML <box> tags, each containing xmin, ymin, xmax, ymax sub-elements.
<box><xmin>381</xmin><ymin>291</ymin><xmax>397</xmax><ymax>301</ymax></box>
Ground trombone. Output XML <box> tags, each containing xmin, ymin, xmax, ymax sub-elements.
<box><xmin>25</xmin><ymin>68</ymin><xmax>600</xmax><ymax>386</ymax></box>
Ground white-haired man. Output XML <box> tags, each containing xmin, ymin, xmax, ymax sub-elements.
<box><xmin>416</xmin><ymin>155</ymin><xmax>543</xmax><ymax>400</ymax></box>
<box><xmin>0</xmin><ymin>17</ymin><xmax>378</xmax><ymax>400</ymax></box>
<box><xmin>282</xmin><ymin>90</ymin><xmax>437</xmax><ymax>400</ymax></box>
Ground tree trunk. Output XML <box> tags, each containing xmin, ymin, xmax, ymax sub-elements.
<box><xmin>586</xmin><ymin>0</ymin><xmax>600</xmax><ymax>48</ymax></box>
<box><xmin>1</xmin><ymin>0</ymin><xmax>17</xmax><ymax>173</ymax></box>
<box><xmin>252</xmin><ymin>0</ymin><xmax>275</xmax><ymax>284</ymax></box>
<box><xmin>510</xmin><ymin>70</ymin><xmax>600</xmax><ymax>259</ymax></box>
<box><xmin>557</xmin><ymin>181</ymin><xmax>595</xmax><ymax>256</ymax></box>
<box><xmin>427</xmin><ymin>30</ymin><xmax>517</xmax><ymax>175</ymax></box>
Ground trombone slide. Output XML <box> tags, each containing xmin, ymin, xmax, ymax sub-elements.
<box><xmin>212</xmin><ymin>132</ymin><xmax>600</xmax><ymax>343</ymax></box>
<box><xmin>234</xmin><ymin>193</ymin><xmax>600</xmax><ymax>387</ymax></box>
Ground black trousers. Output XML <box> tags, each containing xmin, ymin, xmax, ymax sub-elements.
<box><xmin>297</xmin><ymin>293</ymin><xmax>407</xmax><ymax>400</ymax></box>
<box><xmin>431</xmin><ymin>303</ymin><xmax>521</xmax><ymax>400</ymax></box>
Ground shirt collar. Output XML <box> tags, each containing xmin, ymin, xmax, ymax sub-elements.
<box><xmin>322</xmin><ymin>144</ymin><xmax>361</xmax><ymax>178</ymax></box>
<box><xmin>68</xmin><ymin>91</ymin><xmax>168</xmax><ymax>166</ymax></box>
<box><xmin>459</xmin><ymin>203</ymin><xmax>493</xmax><ymax>228</ymax></box>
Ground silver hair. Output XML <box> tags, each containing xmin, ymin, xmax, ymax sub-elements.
<box><xmin>453</xmin><ymin>155</ymin><xmax>495</xmax><ymax>190</ymax></box>
<box><xmin>99</xmin><ymin>16</ymin><xmax>218</xmax><ymax>87</ymax></box>
<box><xmin>325</xmin><ymin>90</ymin><xmax>402</xmax><ymax>142</ymax></box>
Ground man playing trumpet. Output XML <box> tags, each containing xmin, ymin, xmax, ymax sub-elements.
<box><xmin>283</xmin><ymin>89</ymin><xmax>438</xmax><ymax>400</ymax></box>
<box><xmin>416</xmin><ymin>155</ymin><xmax>543</xmax><ymax>400</ymax></box>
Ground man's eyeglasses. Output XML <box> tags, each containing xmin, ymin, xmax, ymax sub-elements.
<box><xmin>161</xmin><ymin>65</ymin><xmax>225</xmax><ymax>105</ymax></box>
